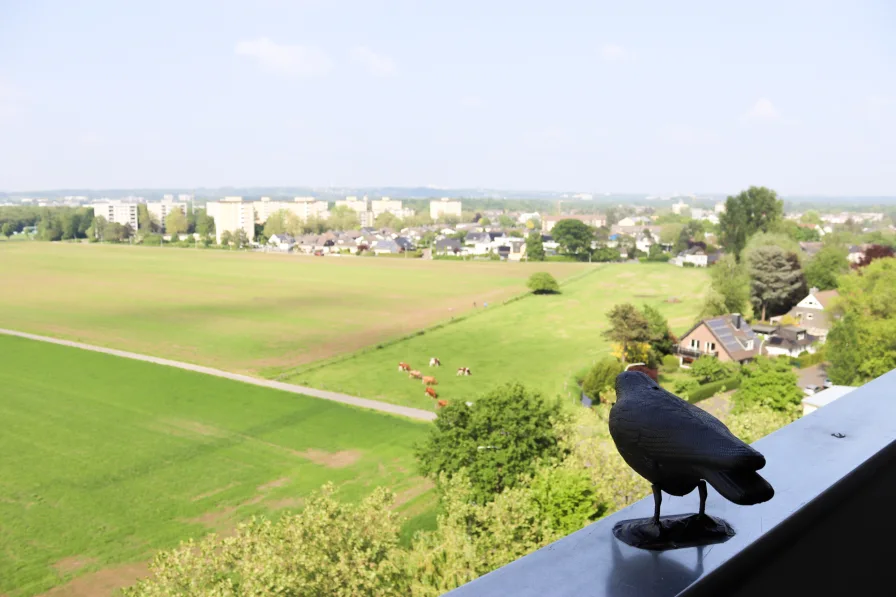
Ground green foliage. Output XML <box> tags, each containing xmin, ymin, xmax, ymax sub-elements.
<box><xmin>673</xmin><ymin>377</ymin><xmax>699</xmax><ymax>398</ymax></box>
<box><xmin>375</xmin><ymin>211</ymin><xmax>403</xmax><ymax>229</ymax></box>
<box><xmin>742</xmin><ymin>231</ymin><xmax>803</xmax><ymax>264</ymax></box>
<box><xmin>719</xmin><ymin>186</ymin><xmax>784</xmax><ymax>257</ymax></box>
<box><xmin>526</xmin><ymin>230</ymin><xmax>545</xmax><ymax>261</ymax></box>
<box><xmin>527</xmin><ymin>271</ymin><xmax>560</xmax><ymax>294</ymax></box>
<box><xmin>688</xmin><ymin>356</ymin><xmax>737</xmax><ymax>383</ymax></box>
<box><xmin>661</xmin><ymin>354</ymin><xmax>680</xmax><ymax>372</ymax></box>
<box><xmin>328</xmin><ymin>205</ymin><xmax>361</xmax><ymax>231</ymax></box>
<box><xmin>641</xmin><ymin>304</ymin><xmax>675</xmax><ymax>355</ymax></box>
<box><xmin>701</xmin><ymin>253</ymin><xmax>750</xmax><ymax>317</ymax></box>
<box><xmin>804</xmin><ymin>244</ymin><xmax>849</xmax><ymax>290</ymax></box>
<box><xmin>498</xmin><ymin>214</ymin><xmax>515</xmax><ymax>228</ymax></box>
<box><xmin>602</xmin><ymin>303</ymin><xmax>651</xmax><ymax>360</ymax></box>
<box><xmin>733</xmin><ymin>356</ymin><xmax>803</xmax><ymax>416</ymax></box>
<box><xmin>748</xmin><ymin>245</ymin><xmax>807</xmax><ymax>320</ymax></box>
<box><xmin>551</xmin><ymin>219</ymin><xmax>594</xmax><ymax>256</ymax></box>
<box><xmin>789</xmin><ymin>349</ymin><xmax>826</xmax><ymax>369</ymax></box>
<box><xmin>582</xmin><ymin>357</ymin><xmax>624</xmax><ymax>400</ymax></box>
<box><xmin>826</xmin><ymin>258</ymin><xmax>896</xmax><ymax>385</ymax></box>
<box><xmin>415</xmin><ymin>383</ymin><xmax>567</xmax><ymax>502</ymax></box>
<box><xmin>724</xmin><ymin>404</ymin><xmax>797</xmax><ymax>444</ymax></box>
<box><xmin>262</xmin><ymin>209</ymin><xmax>290</xmax><ymax>237</ymax></box>
<box><xmin>687</xmin><ymin>375</ymin><xmax>742</xmax><ymax>403</ymax></box>
<box><xmin>478</xmin><ymin>216</ymin><xmax>492</xmax><ymax>225</ymax></box>
<box><xmin>164</xmin><ymin>207</ymin><xmax>188</xmax><ymax>235</ymax></box>
<box><xmin>592</xmin><ymin>246</ymin><xmax>621</xmax><ymax>262</ymax></box>
<box><xmin>125</xmin><ymin>484</ymin><xmax>410</xmax><ymax>597</ymax></box>
<box><xmin>194</xmin><ymin>208</ymin><xmax>215</xmax><ymax>236</ymax></box>
<box><xmin>1</xmin><ymin>222</ymin><xmax>13</xmax><ymax>237</ymax></box>
<box><xmin>137</xmin><ymin>204</ymin><xmax>157</xmax><ymax>233</ymax></box>
<box><xmin>529</xmin><ymin>466</ymin><xmax>601</xmax><ymax>535</ymax></box>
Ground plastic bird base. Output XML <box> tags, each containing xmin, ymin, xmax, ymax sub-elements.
<box><xmin>613</xmin><ymin>513</ymin><xmax>735</xmax><ymax>551</ymax></box>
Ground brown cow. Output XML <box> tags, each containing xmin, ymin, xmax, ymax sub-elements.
<box><xmin>437</xmin><ymin>399</ymin><xmax>448</xmax><ymax>408</ymax></box>
<box><xmin>409</xmin><ymin>370</ymin><xmax>422</xmax><ymax>379</ymax></box>
<box><xmin>422</xmin><ymin>376</ymin><xmax>438</xmax><ymax>386</ymax></box>
<box><xmin>429</xmin><ymin>357</ymin><xmax>441</xmax><ymax>367</ymax></box>
<box><xmin>398</xmin><ymin>361</ymin><xmax>411</xmax><ymax>372</ymax></box>
<box><xmin>456</xmin><ymin>367</ymin><xmax>471</xmax><ymax>376</ymax></box>
<box><xmin>425</xmin><ymin>387</ymin><xmax>438</xmax><ymax>399</ymax></box>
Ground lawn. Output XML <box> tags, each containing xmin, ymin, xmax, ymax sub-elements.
<box><xmin>0</xmin><ymin>242</ymin><xmax>586</xmax><ymax>375</ymax></box>
<box><xmin>0</xmin><ymin>335</ymin><xmax>433</xmax><ymax>597</ymax></box>
<box><xmin>281</xmin><ymin>263</ymin><xmax>711</xmax><ymax>409</ymax></box>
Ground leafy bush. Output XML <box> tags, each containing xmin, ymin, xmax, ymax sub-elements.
<box><xmin>687</xmin><ymin>376</ymin><xmax>742</xmax><ymax>403</ymax></box>
<box><xmin>527</xmin><ymin>272</ymin><xmax>560</xmax><ymax>294</ymax></box>
<box><xmin>725</xmin><ymin>404</ymin><xmax>797</xmax><ymax>444</ymax></box>
<box><xmin>673</xmin><ymin>377</ymin><xmax>699</xmax><ymax>398</ymax></box>
<box><xmin>790</xmin><ymin>350</ymin><xmax>826</xmax><ymax>369</ymax></box>
<box><xmin>661</xmin><ymin>354</ymin><xmax>680</xmax><ymax>372</ymax></box>
<box><xmin>733</xmin><ymin>356</ymin><xmax>804</xmax><ymax>416</ymax></box>
<box><xmin>582</xmin><ymin>358</ymin><xmax>625</xmax><ymax>401</ymax></box>
<box><xmin>688</xmin><ymin>356</ymin><xmax>738</xmax><ymax>383</ymax></box>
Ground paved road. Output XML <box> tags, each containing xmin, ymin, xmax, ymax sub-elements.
<box><xmin>0</xmin><ymin>328</ymin><xmax>436</xmax><ymax>422</ymax></box>
<box><xmin>797</xmin><ymin>363</ymin><xmax>828</xmax><ymax>390</ymax></box>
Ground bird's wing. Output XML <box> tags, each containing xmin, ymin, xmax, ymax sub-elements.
<box><xmin>613</xmin><ymin>387</ymin><xmax>766</xmax><ymax>471</ymax></box>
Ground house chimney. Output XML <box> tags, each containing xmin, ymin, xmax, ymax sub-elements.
<box><xmin>810</xmin><ymin>287</ymin><xmax>819</xmax><ymax>295</ymax></box>
<box><xmin>732</xmin><ymin>313</ymin><xmax>742</xmax><ymax>329</ymax></box>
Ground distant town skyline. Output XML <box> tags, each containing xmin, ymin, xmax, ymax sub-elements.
<box><xmin>1</xmin><ymin>0</ymin><xmax>894</xmax><ymax>195</ymax></box>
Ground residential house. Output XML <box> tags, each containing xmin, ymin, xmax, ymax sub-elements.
<box><xmin>799</xmin><ymin>242</ymin><xmax>824</xmax><ymax>258</ymax></box>
<box><xmin>676</xmin><ymin>314</ymin><xmax>760</xmax><ymax>366</ymax></box>
<box><xmin>394</xmin><ymin>236</ymin><xmax>415</xmax><ymax>252</ymax></box>
<box><xmin>434</xmin><ymin>238</ymin><xmax>462</xmax><ymax>255</ymax></box>
<box><xmin>635</xmin><ymin>232</ymin><xmax>657</xmax><ymax>254</ymax></box>
<box><xmin>372</xmin><ymin>238</ymin><xmax>401</xmax><ymax>254</ymax></box>
<box><xmin>464</xmin><ymin>231</ymin><xmax>493</xmax><ymax>255</ymax></box>
<box><xmin>542</xmin><ymin>214</ymin><xmax>606</xmax><ymax>233</ymax></box>
<box><xmin>267</xmin><ymin>234</ymin><xmax>295</xmax><ymax>251</ymax></box>
<box><xmin>771</xmin><ymin>288</ymin><xmax>840</xmax><ymax>340</ymax></box>
<box><xmin>610</xmin><ymin>224</ymin><xmax>661</xmax><ymax>239</ymax></box>
<box><xmin>847</xmin><ymin>245</ymin><xmax>867</xmax><ymax>264</ymax></box>
<box><xmin>501</xmin><ymin>237</ymin><xmax>527</xmax><ymax>261</ymax></box>
<box><xmin>670</xmin><ymin>246</ymin><xmax>720</xmax><ymax>267</ymax></box>
<box><xmin>763</xmin><ymin>326</ymin><xmax>819</xmax><ymax>358</ymax></box>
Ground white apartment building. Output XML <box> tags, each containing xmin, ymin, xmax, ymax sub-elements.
<box><xmin>253</xmin><ymin>197</ymin><xmax>330</xmax><ymax>223</ymax></box>
<box><xmin>371</xmin><ymin>198</ymin><xmax>403</xmax><ymax>218</ymax></box>
<box><xmin>90</xmin><ymin>200</ymin><xmax>139</xmax><ymax>229</ymax></box>
<box><xmin>146</xmin><ymin>199</ymin><xmax>187</xmax><ymax>231</ymax></box>
<box><xmin>206</xmin><ymin>197</ymin><xmax>255</xmax><ymax>244</ymax></box>
<box><xmin>335</xmin><ymin>196</ymin><xmax>369</xmax><ymax>214</ymax></box>
<box><xmin>430</xmin><ymin>198</ymin><xmax>463</xmax><ymax>220</ymax></box>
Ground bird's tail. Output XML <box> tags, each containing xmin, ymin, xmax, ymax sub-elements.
<box><xmin>703</xmin><ymin>469</ymin><xmax>774</xmax><ymax>505</ymax></box>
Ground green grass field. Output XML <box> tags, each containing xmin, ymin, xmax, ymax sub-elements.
<box><xmin>282</xmin><ymin>263</ymin><xmax>710</xmax><ymax>408</ymax></box>
<box><xmin>0</xmin><ymin>242</ymin><xmax>586</xmax><ymax>375</ymax></box>
<box><xmin>0</xmin><ymin>335</ymin><xmax>433</xmax><ymax>597</ymax></box>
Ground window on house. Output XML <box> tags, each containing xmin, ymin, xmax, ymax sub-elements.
<box><xmin>746</xmin><ymin>340</ymin><xmax>754</xmax><ymax>350</ymax></box>
<box><xmin>690</xmin><ymin>339</ymin><xmax>700</xmax><ymax>349</ymax></box>
<box><xmin>806</xmin><ymin>313</ymin><xmax>814</xmax><ymax>320</ymax></box>
<box><xmin>707</xmin><ymin>342</ymin><xmax>716</xmax><ymax>352</ymax></box>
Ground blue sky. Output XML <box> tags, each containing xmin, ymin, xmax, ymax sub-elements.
<box><xmin>1</xmin><ymin>0</ymin><xmax>894</xmax><ymax>195</ymax></box>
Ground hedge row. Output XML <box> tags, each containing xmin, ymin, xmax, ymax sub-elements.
<box><xmin>687</xmin><ymin>375</ymin><xmax>742</xmax><ymax>403</ymax></box>
<box><xmin>790</xmin><ymin>351</ymin><xmax>826</xmax><ymax>369</ymax></box>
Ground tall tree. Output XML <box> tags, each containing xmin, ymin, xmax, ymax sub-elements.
<box><xmin>374</xmin><ymin>212</ymin><xmax>402</xmax><ymax>229</ymax></box>
<box><xmin>640</xmin><ymin>304</ymin><xmax>675</xmax><ymax>356</ymax></box>
<box><xmin>525</xmin><ymin>231</ymin><xmax>545</xmax><ymax>261</ymax></box>
<box><xmin>826</xmin><ymin>257</ymin><xmax>896</xmax><ymax>385</ymax></box>
<box><xmin>263</xmin><ymin>209</ymin><xmax>290</xmax><ymax>238</ymax></box>
<box><xmin>602</xmin><ymin>303</ymin><xmax>651</xmax><ymax>361</ymax></box>
<box><xmin>415</xmin><ymin>383</ymin><xmax>566</xmax><ymax>503</ymax></box>
<box><xmin>719</xmin><ymin>186</ymin><xmax>784</xmax><ymax>258</ymax></box>
<box><xmin>1</xmin><ymin>222</ymin><xmax>12</xmax><ymax>238</ymax></box>
<box><xmin>194</xmin><ymin>208</ymin><xmax>215</xmax><ymax>236</ymax></box>
<box><xmin>701</xmin><ymin>254</ymin><xmax>750</xmax><ymax>316</ymax></box>
<box><xmin>747</xmin><ymin>245</ymin><xmax>807</xmax><ymax>321</ymax></box>
<box><xmin>328</xmin><ymin>205</ymin><xmax>361</xmax><ymax>231</ymax></box>
<box><xmin>733</xmin><ymin>356</ymin><xmax>804</xmax><ymax>417</ymax></box>
<box><xmin>804</xmin><ymin>244</ymin><xmax>849</xmax><ymax>290</ymax></box>
<box><xmin>137</xmin><ymin>204</ymin><xmax>156</xmax><ymax>233</ymax></box>
<box><xmin>551</xmin><ymin>219</ymin><xmax>594</xmax><ymax>257</ymax></box>
<box><xmin>164</xmin><ymin>207</ymin><xmax>188</xmax><ymax>235</ymax></box>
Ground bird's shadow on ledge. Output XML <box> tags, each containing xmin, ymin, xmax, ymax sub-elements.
<box><xmin>605</xmin><ymin>537</ymin><xmax>708</xmax><ymax>596</ymax></box>
<box><xmin>613</xmin><ymin>513</ymin><xmax>735</xmax><ymax>551</ymax></box>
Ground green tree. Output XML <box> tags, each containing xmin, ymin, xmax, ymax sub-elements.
<box><xmin>640</xmin><ymin>304</ymin><xmax>675</xmax><ymax>356</ymax></box>
<box><xmin>660</xmin><ymin>223</ymin><xmax>684</xmax><ymax>247</ymax></box>
<box><xmin>328</xmin><ymin>205</ymin><xmax>361</xmax><ymax>231</ymax></box>
<box><xmin>125</xmin><ymin>484</ymin><xmax>409</xmax><ymax>597</ymax></box>
<box><xmin>263</xmin><ymin>209</ymin><xmax>290</xmax><ymax>238</ymax></box>
<box><xmin>551</xmin><ymin>219</ymin><xmax>594</xmax><ymax>257</ymax></box>
<box><xmin>415</xmin><ymin>383</ymin><xmax>567</xmax><ymax>502</ymax></box>
<box><xmin>724</xmin><ymin>404</ymin><xmax>798</xmax><ymax>445</ymax></box>
<box><xmin>800</xmin><ymin>210</ymin><xmax>822</xmax><ymax>226</ymax></box>
<box><xmin>719</xmin><ymin>186</ymin><xmax>784</xmax><ymax>258</ymax></box>
<box><xmin>375</xmin><ymin>212</ymin><xmax>403</xmax><ymax>229</ymax></box>
<box><xmin>826</xmin><ymin>258</ymin><xmax>896</xmax><ymax>385</ymax></box>
<box><xmin>529</xmin><ymin>466</ymin><xmax>601</xmax><ymax>535</ymax></box>
<box><xmin>219</xmin><ymin>230</ymin><xmax>233</xmax><ymax>245</ymax></box>
<box><xmin>582</xmin><ymin>357</ymin><xmax>624</xmax><ymax>400</ymax></box>
<box><xmin>137</xmin><ymin>204</ymin><xmax>157</xmax><ymax>233</ymax></box>
<box><xmin>804</xmin><ymin>244</ymin><xmax>849</xmax><ymax>290</ymax></box>
<box><xmin>592</xmin><ymin>246</ymin><xmax>621</xmax><ymax>262</ymax></box>
<box><xmin>602</xmin><ymin>303</ymin><xmax>651</xmax><ymax>361</ymax></box>
<box><xmin>498</xmin><ymin>214</ymin><xmax>515</xmax><ymax>228</ymax></box>
<box><xmin>525</xmin><ymin>231</ymin><xmax>545</xmax><ymax>261</ymax></box>
<box><xmin>733</xmin><ymin>356</ymin><xmax>804</xmax><ymax>416</ymax></box>
<box><xmin>479</xmin><ymin>216</ymin><xmax>492</xmax><ymax>226</ymax></box>
<box><xmin>689</xmin><ymin>356</ymin><xmax>736</xmax><ymax>383</ymax></box>
<box><xmin>701</xmin><ymin>254</ymin><xmax>750</xmax><ymax>317</ymax></box>
<box><xmin>742</xmin><ymin>231</ymin><xmax>803</xmax><ymax>264</ymax></box>
<box><xmin>164</xmin><ymin>207</ymin><xmax>188</xmax><ymax>236</ymax></box>
<box><xmin>194</xmin><ymin>208</ymin><xmax>215</xmax><ymax>237</ymax></box>
<box><xmin>1</xmin><ymin>222</ymin><xmax>12</xmax><ymax>238</ymax></box>
<box><xmin>527</xmin><ymin>272</ymin><xmax>559</xmax><ymax>294</ymax></box>
<box><xmin>748</xmin><ymin>245</ymin><xmax>807</xmax><ymax>321</ymax></box>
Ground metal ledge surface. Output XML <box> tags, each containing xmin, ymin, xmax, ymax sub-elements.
<box><xmin>445</xmin><ymin>369</ymin><xmax>896</xmax><ymax>597</ymax></box>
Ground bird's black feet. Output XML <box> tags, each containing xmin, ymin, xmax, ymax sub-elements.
<box><xmin>613</xmin><ymin>513</ymin><xmax>735</xmax><ymax>550</ymax></box>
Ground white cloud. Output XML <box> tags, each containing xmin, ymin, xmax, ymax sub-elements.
<box><xmin>350</xmin><ymin>46</ymin><xmax>397</xmax><ymax>76</ymax></box>
<box><xmin>235</xmin><ymin>37</ymin><xmax>332</xmax><ymax>77</ymax></box>
<box><xmin>745</xmin><ymin>97</ymin><xmax>780</xmax><ymax>121</ymax></box>
<box><xmin>600</xmin><ymin>44</ymin><xmax>634</xmax><ymax>63</ymax></box>
<box><xmin>658</xmin><ymin>124</ymin><xmax>719</xmax><ymax>146</ymax></box>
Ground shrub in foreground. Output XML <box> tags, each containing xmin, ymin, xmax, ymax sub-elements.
<box><xmin>527</xmin><ymin>272</ymin><xmax>560</xmax><ymax>294</ymax></box>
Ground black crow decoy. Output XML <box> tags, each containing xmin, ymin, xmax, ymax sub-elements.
<box><xmin>609</xmin><ymin>371</ymin><xmax>774</xmax><ymax>526</ymax></box>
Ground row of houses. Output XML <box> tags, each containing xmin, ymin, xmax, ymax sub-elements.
<box><xmin>676</xmin><ymin>288</ymin><xmax>839</xmax><ymax>365</ymax></box>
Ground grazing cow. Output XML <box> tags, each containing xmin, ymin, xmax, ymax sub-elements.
<box><xmin>409</xmin><ymin>370</ymin><xmax>422</xmax><ymax>380</ymax></box>
<box><xmin>398</xmin><ymin>361</ymin><xmax>411</xmax><ymax>372</ymax></box>
<box><xmin>437</xmin><ymin>399</ymin><xmax>448</xmax><ymax>408</ymax></box>
<box><xmin>429</xmin><ymin>357</ymin><xmax>441</xmax><ymax>367</ymax></box>
<box><xmin>425</xmin><ymin>387</ymin><xmax>438</xmax><ymax>399</ymax></box>
<box><xmin>456</xmin><ymin>367</ymin><xmax>472</xmax><ymax>376</ymax></box>
<box><xmin>422</xmin><ymin>376</ymin><xmax>438</xmax><ymax>386</ymax></box>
